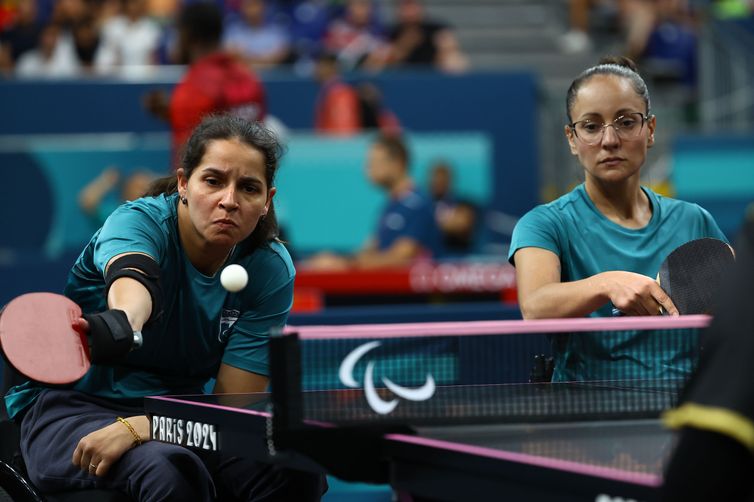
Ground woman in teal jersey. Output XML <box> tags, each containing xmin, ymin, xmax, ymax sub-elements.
<box><xmin>5</xmin><ymin>115</ymin><xmax>325</xmax><ymax>500</ymax></box>
<box><xmin>508</xmin><ymin>56</ymin><xmax>726</xmax><ymax>380</ymax></box>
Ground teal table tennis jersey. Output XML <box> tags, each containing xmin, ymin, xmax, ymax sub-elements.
<box><xmin>5</xmin><ymin>193</ymin><xmax>294</xmax><ymax>419</ymax></box>
<box><xmin>508</xmin><ymin>184</ymin><xmax>726</xmax><ymax>381</ymax></box>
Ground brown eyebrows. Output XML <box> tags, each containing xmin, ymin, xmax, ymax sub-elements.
<box><xmin>614</xmin><ymin>108</ymin><xmax>643</xmax><ymax>117</ymax></box>
<box><xmin>582</xmin><ymin>109</ymin><xmax>642</xmax><ymax>118</ymax></box>
<box><xmin>240</xmin><ymin>176</ymin><xmax>264</xmax><ymax>187</ymax></box>
<box><xmin>200</xmin><ymin>167</ymin><xmax>226</xmax><ymax>178</ymax></box>
<box><xmin>200</xmin><ymin>167</ymin><xmax>263</xmax><ymax>185</ymax></box>
<box><xmin>575</xmin><ymin>109</ymin><xmax>642</xmax><ymax>122</ymax></box>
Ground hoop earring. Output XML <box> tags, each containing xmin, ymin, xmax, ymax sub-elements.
<box><xmin>181</xmin><ymin>196</ymin><xmax>188</xmax><ymax>206</ymax></box>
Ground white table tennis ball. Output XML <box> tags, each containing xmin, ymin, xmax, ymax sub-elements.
<box><xmin>220</xmin><ymin>264</ymin><xmax>248</xmax><ymax>292</ymax></box>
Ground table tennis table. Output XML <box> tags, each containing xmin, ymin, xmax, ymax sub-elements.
<box><xmin>145</xmin><ymin>316</ymin><xmax>709</xmax><ymax>501</ymax></box>
<box><xmin>144</xmin><ymin>388</ymin><xmax>669</xmax><ymax>501</ymax></box>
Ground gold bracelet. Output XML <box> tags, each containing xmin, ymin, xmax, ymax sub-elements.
<box><xmin>116</xmin><ymin>417</ymin><xmax>143</xmax><ymax>446</ymax></box>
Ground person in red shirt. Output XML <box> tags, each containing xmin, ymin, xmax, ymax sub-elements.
<box><xmin>144</xmin><ymin>2</ymin><xmax>266</xmax><ymax>165</ymax></box>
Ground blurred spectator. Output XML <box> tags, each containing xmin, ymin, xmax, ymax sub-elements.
<box><xmin>71</xmin><ymin>14</ymin><xmax>101</xmax><ymax>72</ymax></box>
<box><xmin>95</xmin><ymin>0</ymin><xmax>162</xmax><ymax>73</ymax></box>
<box><xmin>0</xmin><ymin>0</ymin><xmax>43</xmax><ymax>73</ymax></box>
<box><xmin>0</xmin><ymin>1</ymin><xmax>17</xmax><ymax>32</ymax></box>
<box><xmin>222</xmin><ymin>0</ymin><xmax>291</xmax><ymax>70</ymax></box>
<box><xmin>560</xmin><ymin>0</ymin><xmax>700</xmax><ymax>87</ymax></box>
<box><xmin>278</xmin><ymin>0</ymin><xmax>334</xmax><ymax>73</ymax></box>
<box><xmin>322</xmin><ymin>0</ymin><xmax>386</xmax><ymax>71</ymax></box>
<box><xmin>356</xmin><ymin>81</ymin><xmax>401</xmax><ymax>134</ymax></box>
<box><xmin>152</xmin><ymin>14</ymin><xmax>178</xmax><ymax>64</ymax></box>
<box><xmin>619</xmin><ymin>0</ymin><xmax>692</xmax><ymax>61</ymax></box>
<box><xmin>303</xmin><ymin>134</ymin><xmax>441</xmax><ymax>270</ymax></box>
<box><xmin>559</xmin><ymin>0</ymin><xmax>610</xmax><ymax>53</ymax></box>
<box><xmin>15</xmin><ymin>22</ymin><xmax>80</xmax><ymax>77</ymax></box>
<box><xmin>313</xmin><ymin>50</ymin><xmax>362</xmax><ymax>134</ymax></box>
<box><xmin>313</xmin><ymin>51</ymin><xmax>399</xmax><ymax>135</ymax></box>
<box><xmin>630</xmin><ymin>0</ymin><xmax>699</xmax><ymax>88</ymax></box>
<box><xmin>382</xmin><ymin>0</ymin><xmax>468</xmax><ymax>73</ymax></box>
<box><xmin>97</xmin><ymin>0</ymin><xmax>124</xmax><ymax>23</ymax></box>
<box><xmin>78</xmin><ymin>166</ymin><xmax>156</xmax><ymax>227</ymax></box>
<box><xmin>429</xmin><ymin>160</ymin><xmax>477</xmax><ymax>255</ymax></box>
<box><xmin>49</xmin><ymin>0</ymin><xmax>89</xmax><ymax>32</ymax></box>
<box><xmin>145</xmin><ymin>0</ymin><xmax>180</xmax><ymax>21</ymax></box>
<box><xmin>143</xmin><ymin>1</ymin><xmax>266</xmax><ymax>166</ymax></box>
<box><xmin>42</xmin><ymin>0</ymin><xmax>101</xmax><ymax>74</ymax></box>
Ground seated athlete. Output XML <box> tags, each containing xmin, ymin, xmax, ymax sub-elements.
<box><xmin>304</xmin><ymin>133</ymin><xmax>442</xmax><ymax>270</ymax></box>
<box><xmin>4</xmin><ymin>114</ymin><xmax>325</xmax><ymax>501</ymax></box>
<box><xmin>508</xmin><ymin>56</ymin><xmax>726</xmax><ymax>381</ymax></box>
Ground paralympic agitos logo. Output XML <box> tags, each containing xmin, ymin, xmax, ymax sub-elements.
<box><xmin>338</xmin><ymin>341</ymin><xmax>436</xmax><ymax>415</ymax></box>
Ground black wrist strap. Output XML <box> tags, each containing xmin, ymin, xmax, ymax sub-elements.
<box><xmin>84</xmin><ymin>309</ymin><xmax>134</xmax><ymax>364</ymax></box>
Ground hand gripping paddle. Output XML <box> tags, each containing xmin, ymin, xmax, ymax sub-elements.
<box><xmin>0</xmin><ymin>292</ymin><xmax>91</xmax><ymax>385</ymax></box>
<box><xmin>612</xmin><ymin>238</ymin><xmax>735</xmax><ymax>316</ymax></box>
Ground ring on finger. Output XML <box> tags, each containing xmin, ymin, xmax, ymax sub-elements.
<box><xmin>89</xmin><ymin>463</ymin><xmax>97</xmax><ymax>470</ymax></box>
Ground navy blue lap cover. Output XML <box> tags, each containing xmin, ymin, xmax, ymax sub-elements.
<box><xmin>19</xmin><ymin>389</ymin><xmax>326</xmax><ymax>501</ymax></box>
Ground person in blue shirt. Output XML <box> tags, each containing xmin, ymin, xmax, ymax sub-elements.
<box><xmin>508</xmin><ymin>56</ymin><xmax>726</xmax><ymax>381</ymax></box>
<box><xmin>428</xmin><ymin>160</ymin><xmax>477</xmax><ymax>255</ymax></box>
<box><xmin>306</xmin><ymin>133</ymin><xmax>442</xmax><ymax>270</ymax></box>
<box><xmin>4</xmin><ymin>114</ymin><xmax>325</xmax><ymax>500</ymax></box>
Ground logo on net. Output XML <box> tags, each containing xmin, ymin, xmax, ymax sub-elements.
<box><xmin>338</xmin><ymin>341</ymin><xmax>436</xmax><ymax>415</ymax></box>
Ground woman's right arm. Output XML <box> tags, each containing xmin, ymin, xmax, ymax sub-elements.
<box><xmin>70</xmin><ymin>253</ymin><xmax>157</xmax><ymax>477</ymax></box>
<box><xmin>514</xmin><ymin>247</ymin><xmax>678</xmax><ymax>319</ymax></box>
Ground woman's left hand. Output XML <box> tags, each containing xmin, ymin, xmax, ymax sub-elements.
<box><xmin>72</xmin><ymin>419</ymin><xmax>140</xmax><ymax>477</ymax></box>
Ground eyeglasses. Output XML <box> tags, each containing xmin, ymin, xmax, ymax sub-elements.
<box><xmin>569</xmin><ymin>112</ymin><xmax>650</xmax><ymax>146</ymax></box>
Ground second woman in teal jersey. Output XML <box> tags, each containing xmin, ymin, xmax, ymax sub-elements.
<box><xmin>508</xmin><ymin>56</ymin><xmax>726</xmax><ymax>381</ymax></box>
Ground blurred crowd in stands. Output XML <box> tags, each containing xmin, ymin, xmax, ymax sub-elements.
<box><xmin>3</xmin><ymin>0</ymin><xmax>751</xmax><ymax>85</ymax></box>
<box><xmin>0</xmin><ymin>0</ymin><xmax>468</xmax><ymax>78</ymax></box>
<box><xmin>561</xmin><ymin>0</ymin><xmax>754</xmax><ymax>89</ymax></box>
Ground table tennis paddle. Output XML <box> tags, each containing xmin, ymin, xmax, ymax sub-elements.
<box><xmin>0</xmin><ymin>292</ymin><xmax>91</xmax><ymax>385</ymax></box>
<box><xmin>657</xmin><ymin>237</ymin><xmax>735</xmax><ymax>315</ymax></box>
<box><xmin>612</xmin><ymin>238</ymin><xmax>735</xmax><ymax>316</ymax></box>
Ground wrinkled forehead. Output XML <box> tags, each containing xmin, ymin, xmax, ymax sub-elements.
<box><xmin>196</xmin><ymin>138</ymin><xmax>266</xmax><ymax>171</ymax></box>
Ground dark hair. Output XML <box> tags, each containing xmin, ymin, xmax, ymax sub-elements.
<box><xmin>357</xmin><ymin>82</ymin><xmax>383</xmax><ymax>130</ymax></box>
<box><xmin>146</xmin><ymin>114</ymin><xmax>284</xmax><ymax>254</ymax></box>
<box><xmin>177</xmin><ymin>2</ymin><xmax>223</xmax><ymax>46</ymax></box>
<box><xmin>373</xmin><ymin>133</ymin><xmax>409</xmax><ymax>169</ymax></box>
<box><xmin>565</xmin><ymin>55</ymin><xmax>651</xmax><ymax>123</ymax></box>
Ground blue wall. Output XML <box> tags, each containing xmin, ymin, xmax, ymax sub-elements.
<box><xmin>0</xmin><ymin>132</ymin><xmax>492</xmax><ymax>256</ymax></box>
<box><xmin>672</xmin><ymin>133</ymin><xmax>754</xmax><ymax>239</ymax></box>
<box><xmin>0</xmin><ymin>70</ymin><xmax>540</xmax><ymax>218</ymax></box>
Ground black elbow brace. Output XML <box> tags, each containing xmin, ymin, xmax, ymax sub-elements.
<box><xmin>104</xmin><ymin>254</ymin><xmax>164</xmax><ymax>325</ymax></box>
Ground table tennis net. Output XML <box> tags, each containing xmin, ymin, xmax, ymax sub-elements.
<box><xmin>272</xmin><ymin>317</ymin><xmax>709</xmax><ymax>426</ymax></box>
